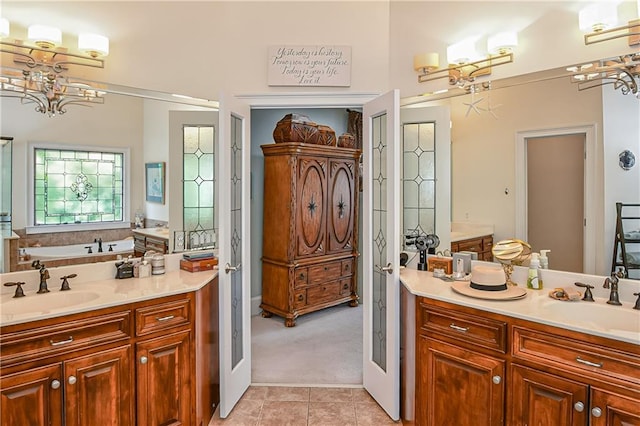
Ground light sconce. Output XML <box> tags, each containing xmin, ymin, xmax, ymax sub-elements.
<box><xmin>415</xmin><ymin>32</ymin><xmax>516</xmax><ymax>86</ymax></box>
<box><xmin>568</xmin><ymin>54</ymin><xmax>640</xmax><ymax>98</ymax></box>
<box><xmin>579</xmin><ymin>2</ymin><xmax>640</xmax><ymax>46</ymax></box>
<box><xmin>0</xmin><ymin>19</ymin><xmax>109</xmax><ymax>116</ymax></box>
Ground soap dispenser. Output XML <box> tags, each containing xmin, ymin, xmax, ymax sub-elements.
<box><xmin>539</xmin><ymin>250</ymin><xmax>551</xmax><ymax>269</ymax></box>
<box><xmin>527</xmin><ymin>253</ymin><xmax>543</xmax><ymax>290</ymax></box>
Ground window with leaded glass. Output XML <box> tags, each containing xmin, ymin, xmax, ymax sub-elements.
<box><xmin>33</xmin><ymin>147</ymin><xmax>125</xmax><ymax>226</ymax></box>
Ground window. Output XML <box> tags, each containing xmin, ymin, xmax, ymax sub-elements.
<box><xmin>29</xmin><ymin>144</ymin><xmax>129</xmax><ymax>232</ymax></box>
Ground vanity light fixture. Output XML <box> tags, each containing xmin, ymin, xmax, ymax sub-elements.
<box><xmin>579</xmin><ymin>2</ymin><xmax>640</xmax><ymax>46</ymax></box>
<box><xmin>415</xmin><ymin>32</ymin><xmax>516</xmax><ymax>87</ymax></box>
<box><xmin>0</xmin><ymin>19</ymin><xmax>109</xmax><ymax>116</ymax></box>
<box><xmin>568</xmin><ymin>54</ymin><xmax>640</xmax><ymax>98</ymax></box>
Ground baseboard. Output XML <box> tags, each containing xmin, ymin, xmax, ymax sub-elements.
<box><xmin>251</xmin><ymin>295</ymin><xmax>262</xmax><ymax>316</ymax></box>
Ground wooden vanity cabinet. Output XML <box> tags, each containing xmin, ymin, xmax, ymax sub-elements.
<box><xmin>261</xmin><ymin>143</ymin><xmax>360</xmax><ymax>326</ymax></box>
<box><xmin>0</xmin><ymin>277</ymin><xmax>218</xmax><ymax>426</ymax></box>
<box><xmin>412</xmin><ymin>297</ymin><xmax>640</xmax><ymax>426</ymax></box>
<box><xmin>416</xmin><ymin>300</ymin><xmax>507</xmax><ymax>426</ymax></box>
<box><xmin>133</xmin><ymin>232</ymin><xmax>169</xmax><ymax>257</ymax></box>
<box><xmin>450</xmin><ymin>234</ymin><xmax>493</xmax><ymax>261</ymax></box>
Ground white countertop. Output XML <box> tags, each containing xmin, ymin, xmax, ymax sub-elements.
<box><xmin>450</xmin><ymin>222</ymin><xmax>494</xmax><ymax>242</ymax></box>
<box><xmin>400</xmin><ymin>265</ymin><xmax>640</xmax><ymax>346</ymax></box>
<box><xmin>132</xmin><ymin>227</ymin><xmax>170</xmax><ymax>240</ymax></box>
<box><xmin>0</xmin><ymin>254</ymin><xmax>216</xmax><ymax>327</ymax></box>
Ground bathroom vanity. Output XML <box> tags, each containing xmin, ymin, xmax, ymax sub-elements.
<box><xmin>400</xmin><ymin>266</ymin><xmax>640</xmax><ymax>426</ymax></box>
<box><xmin>0</xmin><ymin>263</ymin><xmax>218</xmax><ymax>426</ymax></box>
<box><xmin>132</xmin><ymin>228</ymin><xmax>170</xmax><ymax>257</ymax></box>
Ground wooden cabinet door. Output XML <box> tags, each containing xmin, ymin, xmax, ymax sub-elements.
<box><xmin>327</xmin><ymin>158</ymin><xmax>357</xmax><ymax>253</ymax></box>
<box><xmin>136</xmin><ymin>331</ymin><xmax>191</xmax><ymax>426</ymax></box>
<box><xmin>590</xmin><ymin>387</ymin><xmax>640</xmax><ymax>426</ymax></box>
<box><xmin>509</xmin><ymin>364</ymin><xmax>588</xmax><ymax>426</ymax></box>
<box><xmin>296</xmin><ymin>156</ymin><xmax>327</xmax><ymax>257</ymax></box>
<box><xmin>417</xmin><ymin>337</ymin><xmax>505</xmax><ymax>426</ymax></box>
<box><xmin>0</xmin><ymin>363</ymin><xmax>63</xmax><ymax>426</ymax></box>
<box><xmin>64</xmin><ymin>345</ymin><xmax>133</xmax><ymax>426</ymax></box>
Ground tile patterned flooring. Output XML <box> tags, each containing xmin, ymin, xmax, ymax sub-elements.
<box><xmin>208</xmin><ymin>386</ymin><xmax>402</xmax><ymax>426</ymax></box>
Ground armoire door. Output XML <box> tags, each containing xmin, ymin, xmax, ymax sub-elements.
<box><xmin>327</xmin><ymin>157</ymin><xmax>358</xmax><ymax>253</ymax></box>
<box><xmin>296</xmin><ymin>156</ymin><xmax>327</xmax><ymax>257</ymax></box>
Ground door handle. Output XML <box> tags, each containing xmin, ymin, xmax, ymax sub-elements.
<box><xmin>225</xmin><ymin>263</ymin><xmax>241</xmax><ymax>274</ymax></box>
<box><xmin>375</xmin><ymin>263</ymin><xmax>393</xmax><ymax>275</ymax></box>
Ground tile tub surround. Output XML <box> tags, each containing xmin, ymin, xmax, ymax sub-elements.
<box><xmin>208</xmin><ymin>386</ymin><xmax>400</xmax><ymax>426</ymax></box>
<box><xmin>400</xmin><ymin>261</ymin><xmax>640</xmax><ymax>346</ymax></box>
<box><xmin>0</xmin><ymin>253</ymin><xmax>215</xmax><ymax>326</ymax></box>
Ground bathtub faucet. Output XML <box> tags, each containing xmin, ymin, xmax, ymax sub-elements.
<box><xmin>95</xmin><ymin>238</ymin><xmax>103</xmax><ymax>253</ymax></box>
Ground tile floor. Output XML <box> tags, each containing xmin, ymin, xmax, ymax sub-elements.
<box><xmin>208</xmin><ymin>386</ymin><xmax>402</xmax><ymax>426</ymax></box>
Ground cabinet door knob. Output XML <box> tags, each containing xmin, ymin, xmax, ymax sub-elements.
<box><xmin>140</xmin><ymin>356</ymin><xmax>148</xmax><ymax>364</ymax></box>
<box><xmin>68</xmin><ymin>375</ymin><xmax>77</xmax><ymax>385</ymax></box>
<box><xmin>492</xmin><ymin>375</ymin><xmax>501</xmax><ymax>384</ymax></box>
<box><xmin>591</xmin><ymin>407</ymin><xmax>602</xmax><ymax>417</ymax></box>
<box><xmin>51</xmin><ymin>380</ymin><xmax>61</xmax><ymax>390</ymax></box>
<box><xmin>574</xmin><ymin>402</ymin><xmax>585</xmax><ymax>412</ymax></box>
<box><xmin>297</xmin><ymin>295</ymin><xmax>304</xmax><ymax>301</ymax></box>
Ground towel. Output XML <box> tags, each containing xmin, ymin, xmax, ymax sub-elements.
<box><xmin>548</xmin><ymin>287</ymin><xmax>581</xmax><ymax>301</ymax></box>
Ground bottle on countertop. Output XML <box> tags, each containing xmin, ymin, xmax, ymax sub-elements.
<box><xmin>139</xmin><ymin>260</ymin><xmax>151</xmax><ymax>278</ymax></box>
<box><xmin>527</xmin><ymin>252</ymin><xmax>543</xmax><ymax>290</ymax></box>
<box><xmin>539</xmin><ymin>249</ymin><xmax>550</xmax><ymax>269</ymax></box>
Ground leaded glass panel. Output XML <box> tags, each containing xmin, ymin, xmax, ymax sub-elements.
<box><xmin>371</xmin><ymin>113</ymin><xmax>387</xmax><ymax>372</ymax></box>
<box><xmin>230</xmin><ymin>114</ymin><xmax>243</xmax><ymax>368</ymax></box>
<box><xmin>182</xmin><ymin>124</ymin><xmax>216</xmax><ymax>249</ymax></box>
<box><xmin>402</xmin><ymin>122</ymin><xmax>436</xmax><ymax>241</ymax></box>
<box><xmin>33</xmin><ymin>148</ymin><xmax>124</xmax><ymax>225</ymax></box>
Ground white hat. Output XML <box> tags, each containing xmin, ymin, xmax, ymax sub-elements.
<box><xmin>451</xmin><ymin>264</ymin><xmax>527</xmax><ymax>300</ymax></box>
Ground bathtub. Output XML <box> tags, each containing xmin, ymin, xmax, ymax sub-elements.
<box><xmin>24</xmin><ymin>239</ymin><xmax>135</xmax><ymax>261</ymax></box>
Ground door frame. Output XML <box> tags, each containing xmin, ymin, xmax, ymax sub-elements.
<box><xmin>515</xmin><ymin>124</ymin><xmax>597</xmax><ymax>274</ymax></box>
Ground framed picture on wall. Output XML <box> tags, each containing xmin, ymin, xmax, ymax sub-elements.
<box><xmin>145</xmin><ymin>162</ymin><xmax>165</xmax><ymax>204</ymax></box>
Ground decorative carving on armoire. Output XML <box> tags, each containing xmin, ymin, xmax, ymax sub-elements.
<box><xmin>261</xmin><ymin>141</ymin><xmax>361</xmax><ymax>327</ymax></box>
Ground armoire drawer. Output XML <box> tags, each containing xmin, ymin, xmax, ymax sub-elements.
<box><xmin>308</xmin><ymin>262</ymin><xmax>343</xmax><ymax>285</ymax></box>
<box><xmin>307</xmin><ymin>282</ymin><xmax>341</xmax><ymax>305</ymax></box>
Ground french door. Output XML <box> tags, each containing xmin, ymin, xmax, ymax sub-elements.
<box><xmin>217</xmin><ymin>94</ymin><xmax>252</xmax><ymax>418</ymax></box>
<box><xmin>362</xmin><ymin>90</ymin><xmax>401</xmax><ymax>420</ymax></box>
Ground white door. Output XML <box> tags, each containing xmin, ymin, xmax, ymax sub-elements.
<box><xmin>217</xmin><ymin>94</ymin><xmax>252</xmax><ymax>418</ymax></box>
<box><xmin>362</xmin><ymin>90</ymin><xmax>401</xmax><ymax>420</ymax></box>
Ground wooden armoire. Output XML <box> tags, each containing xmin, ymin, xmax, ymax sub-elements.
<box><xmin>261</xmin><ymin>142</ymin><xmax>360</xmax><ymax>327</ymax></box>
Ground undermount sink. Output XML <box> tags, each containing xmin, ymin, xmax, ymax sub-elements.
<box><xmin>1</xmin><ymin>291</ymin><xmax>101</xmax><ymax>316</ymax></box>
<box><xmin>540</xmin><ymin>299</ymin><xmax>640</xmax><ymax>335</ymax></box>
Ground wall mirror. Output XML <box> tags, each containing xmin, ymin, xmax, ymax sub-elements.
<box><xmin>401</xmin><ymin>59</ymin><xmax>639</xmax><ymax>279</ymax></box>
<box><xmin>1</xmin><ymin>82</ymin><xmax>219</xmax><ymax>270</ymax></box>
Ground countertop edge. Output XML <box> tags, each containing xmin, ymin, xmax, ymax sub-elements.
<box><xmin>0</xmin><ymin>269</ymin><xmax>218</xmax><ymax>327</ymax></box>
<box><xmin>400</xmin><ymin>268</ymin><xmax>640</xmax><ymax>347</ymax></box>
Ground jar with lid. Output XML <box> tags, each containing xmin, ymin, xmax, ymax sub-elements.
<box><xmin>151</xmin><ymin>254</ymin><xmax>165</xmax><ymax>275</ymax></box>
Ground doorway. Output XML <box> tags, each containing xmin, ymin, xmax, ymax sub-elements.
<box><xmin>249</xmin><ymin>107</ymin><xmax>364</xmax><ymax>385</ymax></box>
<box><xmin>515</xmin><ymin>125</ymin><xmax>597</xmax><ymax>274</ymax></box>
<box><xmin>526</xmin><ymin>134</ymin><xmax>585</xmax><ymax>272</ymax></box>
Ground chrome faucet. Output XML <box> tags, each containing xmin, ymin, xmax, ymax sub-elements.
<box><xmin>603</xmin><ymin>269</ymin><xmax>624</xmax><ymax>306</ymax></box>
<box><xmin>32</xmin><ymin>260</ymin><xmax>50</xmax><ymax>293</ymax></box>
<box><xmin>95</xmin><ymin>237</ymin><xmax>103</xmax><ymax>253</ymax></box>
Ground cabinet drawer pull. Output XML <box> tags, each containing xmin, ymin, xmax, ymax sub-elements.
<box><xmin>51</xmin><ymin>380</ymin><xmax>61</xmax><ymax>390</ymax></box>
<box><xmin>297</xmin><ymin>295</ymin><xmax>304</xmax><ymax>301</ymax></box>
<box><xmin>156</xmin><ymin>315</ymin><xmax>175</xmax><ymax>322</ymax></box>
<box><xmin>449</xmin><ymin>324</ymin><xmax>469</xmax><ymax>333</ymax></box>
<box><xmin>50</xmin><ymin>336</ymin><xmax>74</xmax><ymax>346</ymax></box>
<box><xmin>576</xmin><ymin>356</ymin><xmax>603</xmax><ymax>368</ymax></box>
<box><xmin>574</xmin><ymin>402</ymin><xmax>585</xmax><ymax>412</ymax></box>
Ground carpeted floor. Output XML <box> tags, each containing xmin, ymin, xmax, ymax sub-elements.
<box><xmin>251</xmin><ymin>303</ymin><xmax>363</xmax><ymax>386</ymax></box>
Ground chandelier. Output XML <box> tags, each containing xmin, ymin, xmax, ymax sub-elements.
<box><xmin>0</xmin><ymin>20</ymin><xmax>109</xmax><ymax>117</ymax></box>
<box><xmin>569</xmin><ymin>54</ymin><xmax>640</xmax><ymax>98</ymax></box>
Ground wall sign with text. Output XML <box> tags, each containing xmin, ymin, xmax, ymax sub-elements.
<box><xmin>268</xmin><ymin>45</ymin><xmax>351</xmax><ymax>87</ymax></box>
